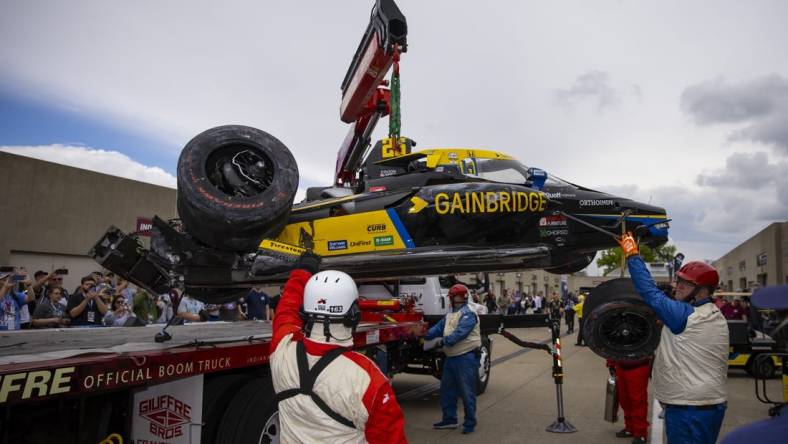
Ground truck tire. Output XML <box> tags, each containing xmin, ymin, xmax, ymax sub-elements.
<box><xmin>582</xmin><ymin>278</ymin><xmax>661</xmax><ymax>361</ymax></box>
<box><xmin>177</xmin><ymin>125</ymin><xmax>298</xmax><ymax>251</ymax></box>
<box><xmin>748</xmin><ymin>355</ymin><xmax>776</xmax><ymax>379</ymax></box>
<box><xmin>215</xmin><ymin>376</ymin><xmax>280</xmax><ymax>444</ymax></box>
<box><xmin>201</xmin><ymin>373</ymin><xmax>254</xmax><ymax>444</ymax></box>
<box><xmin>476</xmin><ymin>336</ymin><xmax>492</xmax><ymax>395</ymax></box>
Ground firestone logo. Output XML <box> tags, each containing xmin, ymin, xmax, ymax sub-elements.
<box><xmin>139</xmin><ymin>394</ymin><xmax>192</xmax><ymax>439</ymax></box>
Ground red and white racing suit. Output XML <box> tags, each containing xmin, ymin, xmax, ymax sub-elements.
<box><xmin>270</xmin><ymin>269</ymin><xmax>408</xmax><ymax>444</ymax></box>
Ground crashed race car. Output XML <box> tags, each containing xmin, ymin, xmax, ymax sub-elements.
<box><xmin>89</xmin><ymin>0</ymin><xmax>668</xmax><ymax>360</ymax></box>
<box><xmin>91</xmin><ymin>128</ymin><xmax>669</xmax><ymax>301</ymax></box>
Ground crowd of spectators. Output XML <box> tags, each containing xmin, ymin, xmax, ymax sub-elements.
<box><xmin>0</xmin><ymin>266</ymin><xmax>283</xmax><ymax>331</ymax></box>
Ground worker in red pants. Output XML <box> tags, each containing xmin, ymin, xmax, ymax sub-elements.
<box><xmin>607</xmin><ymin>358</ymin><xmax>651</xmax><ymax>443</ymax></box>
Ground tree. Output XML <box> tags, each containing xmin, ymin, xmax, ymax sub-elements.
<box><xmin>596</xmin><ymin>243</ymin><xmax>678</xmax><ymax>276</ymax></box>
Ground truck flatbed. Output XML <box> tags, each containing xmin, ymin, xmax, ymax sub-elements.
<box><xmin>0</xmin><ymin>320</ymin><xmax>427</xmax><ymax>406</ymax></box>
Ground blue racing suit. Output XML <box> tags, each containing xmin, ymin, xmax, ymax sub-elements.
<box><xmin>628</xmin><ymin>255</ymin><xmax>727</xmax><ymax>444</ymax></box>
<box><xmin>426</xmin><ymin>304</ymin><xmax>479</xmax><ymax>429</ymax></box>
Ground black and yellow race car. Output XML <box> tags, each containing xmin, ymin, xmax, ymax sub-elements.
<box><xmin>89</xmin><ymin>0</ymin><xmax>669</xmax><ymax>304</ymax></box>
<box><xmin>90</xmin><ymin>126</ymin><xmax>669</xmax><ymax>303</ymax></box>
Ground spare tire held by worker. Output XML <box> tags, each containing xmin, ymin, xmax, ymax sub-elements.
<box><xmin>583</xmin><ymin>278</ymin><xmax>662</xmax><ymax>361</ymax></box>
<box><xmin>176</xmin><ymin>125</ymin><xmax>299</xmax><ymax>252</ymax></box>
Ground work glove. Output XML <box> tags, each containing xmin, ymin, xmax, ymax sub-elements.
<box><xmin>618</xmin><ymin>232</ymin><xmax>639</xmax><ymax>258</ymax></box>
<box><xmin>295</xmin><ymin>251</ymin><xmax>321</xmax><ymax>274</ymax></box>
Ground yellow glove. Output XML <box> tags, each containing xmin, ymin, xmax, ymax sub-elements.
<box><xmin>618</xmin><ymin>232</ymin><xmax>639</xmax><ymax>258</ymax></box>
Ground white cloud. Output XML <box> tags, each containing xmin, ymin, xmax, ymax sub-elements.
<box><xmin>1</xmin><ymin>0</ymin><xmax>788</xmax><ymax>265</ymax></box>
<box><xmin>0</xmin><ymin>144</ymin><xmax>176</xmax><ymax>188</ymax></box>
<box><xmin>554</xmin><ymin>70</ymin><xmax>621</xmax><ymax>112</ymax></box>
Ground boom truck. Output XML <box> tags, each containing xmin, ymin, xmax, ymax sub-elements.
<box><xmin>1</xmin><ymin>0</ymin><xmax>672</xmax><ymax>442</ymax></box>
<box><xmin>0</xmin><ymin>274</ymin><xmax>545</xmax><ymax>443</ymax></box>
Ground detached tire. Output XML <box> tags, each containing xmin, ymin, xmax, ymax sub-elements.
<box><xmin>582</xmin><ymin>278</ymin><xmax>661</xmax><ymax>361</ymax></box>
<box><xmin>476</xmin><ymin>336</ymin><xmax>492</xmax><ymax>395</ymax></box>
<box><xmin>177</xmin><ymin>125</ymin><xmax>298</xmax><ymax>251</ymax></box>
<box><xmin>215</xmin><ymin>376</ymin><xmax>280</xmax><ymax>444</ymax></box>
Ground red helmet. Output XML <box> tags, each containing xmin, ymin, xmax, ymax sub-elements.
<box><xmin>676</xmin><ymin>261</ymin><xmax>719</xmax><ymax>289</ymax></box>
<box><xmin>448</xmin><ymin>284</ymin><xmax>469</xmax><ymax>301</ymax></box>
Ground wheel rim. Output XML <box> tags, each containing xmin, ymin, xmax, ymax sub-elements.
<box><xmin>478</xmin><ymin>345</ymin><xmax>490</xmax><ymax>383</ymax></box>
<box><xmin>259</xmin><ymin>411</ymin><xmax>280</xmax><ymax>444</ymax></box>
<box><xmin>757</xmin><ymin>360</ymin><xmax>774</xmax><ymax>378</ymax></box>
<box><xmin>206</xmin><ymin>144</ymin><xmax>274</xmax><ymax>198</ymax></box>
<box><xmin>597</xmin><ymin>310</ymin><xmax>653</xmax><ymax>351</ymax></box>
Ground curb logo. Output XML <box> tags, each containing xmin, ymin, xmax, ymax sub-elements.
<box><xmin>139</xmin><ymin>394</ymin><xmax>192</xmax><ymax>440</ymax></box>
<box><xmin>367</xmin><ymin>224</ymin><xmax>387</xmax><ymax>233</ymax></box>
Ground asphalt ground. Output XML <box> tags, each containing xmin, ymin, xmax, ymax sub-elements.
<box><xmin>391</xmin><ymin>321</ymin><xmax>782</xmax><ymax>443</ymax></box>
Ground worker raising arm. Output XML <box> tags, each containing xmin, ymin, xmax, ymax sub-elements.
<box><xmin>619</xmin><ymin>233</ymin><xmax>728</xmax><ymax>444</ymax></box>
<box><xmin>270</xmin><ymin>252</ymin><xmax>407</xmax><ymax>444</ymax></box>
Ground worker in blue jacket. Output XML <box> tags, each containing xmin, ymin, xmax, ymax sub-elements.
<box><xmin>426</xmin><ymin>284</ymin><xmax>481</xmax><ymax>434</ymax></box>
<box><xmin>619</xmin><ymin>234</ymin><xmax>728</xmax><ymax>444</ymax></box>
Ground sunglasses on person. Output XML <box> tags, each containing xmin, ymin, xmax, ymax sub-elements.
<box><xmin>675</xmin><ymin>277</ymin><xmax>697</xmax><ymax>288</ymax></box>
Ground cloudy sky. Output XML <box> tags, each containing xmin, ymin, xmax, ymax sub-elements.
<box><xmin>1</xmin><ymin>0</ymin><xmax>786</xmax><ymax>268</ymax></box>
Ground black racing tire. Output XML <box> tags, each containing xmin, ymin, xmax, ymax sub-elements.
<box><xmin>177</xmin><ymin>125</ymin><xmax>298</xmax><ymax>251</ymax></box>
<box><xmin>749</xmin><ymin>355</ymin><xmax>776</xmax><ymax>379</ymax></box>
<box><xmin>476</xmin><ymin>336</ymin><xmax>492</xmax><ymax>395</ymax></box>
<box><xmin>546</xmin><ymin>253</ymin><xmax>595</xmax><ymax>275</ymax></box>
<box><xmin>582</xmin><ymin>278</ymin><xmax>662</xmax><ymax>361</ymax></box>
<box><xmin>215</xmin><ymin>376</ymin><xmax>280</xmax><ymax>444</ymax></box>
<box><xmin>201</xmin><ymin>373</ymin><xmax>255</xmax><ymax>444</ymax></box>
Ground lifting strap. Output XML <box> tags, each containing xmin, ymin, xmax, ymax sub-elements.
<box><xmin>388</xmin><ymin>45</ymin><xmax>402</xmax><ymax>141</ymax></box>
<box><xmin>276</xmin><ymin>341</ymin><xmax>356</xmax><ymax>429</ymax></box>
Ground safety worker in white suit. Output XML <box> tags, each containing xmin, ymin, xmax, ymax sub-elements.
<box><xmin>270</xmin><ymin>252</ymin><xmax>407</xmax><ymax>443</ymax></box>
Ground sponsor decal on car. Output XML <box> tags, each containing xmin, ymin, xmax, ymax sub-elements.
<box><xmin>367</xmin><ymin>224</ymin><xmax>387</xmax><ymax>232</ymax></box>
<box><xmin>379</xmin><ymin>168</ymin><xmax>399</xmax><ymax>177</ymax></box>
<box><xmin>544</xmin><ymin>192</ymin><xmax>576</xmax><ymax>199</ymax></box>
<box><xmin>350</xmin><ymin>240</ymin><xmax>372</xmax><ymax>247</ymax></box>
<box><xmin>327</xmin><ymin>240</ymin><xmax>348</xmax><ymax>251</ymax></box>
<box><xmin>433</xmin><ymin>190</ymin><xmax>547</xmax><ymax>215</ymax></box>
<box><xmin>259</xmin><ymin>239</ymin><xmax>306</xmax><ymax>256</ymax></box>
<box><xmin>539</xmin><ymin>229</ymin><xmax>569</xmax><ymax>238</ymax></box>
<box><xmin>539</xmin><ymin>215</ymin><xmax>567</xmax><ymax>227</ymax></box>
<box><xmin>374</xmin><ymin>235</ymin><xmax>394</xmax><ymax>246</ymax></box>
<box><xmin>579</xmin><ymin>199</ymin><xmax>614</xmax><ymax>207</ymax></box>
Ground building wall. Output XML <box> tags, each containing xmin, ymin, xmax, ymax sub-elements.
<box><xmin>712</xmin><ymin>222</ymin><xmax>786</xmax><ymax>291</ymax></box>
<box><xmin>0</xmin><ymin>152</ymin><xmax>177</xmax><ymax>291</ymax></box>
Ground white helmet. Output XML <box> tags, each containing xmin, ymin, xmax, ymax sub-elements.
<box><xmin>304</xmin><ymin>270</ymin><xmax>359</xmax><ymax>319</ymax></box>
